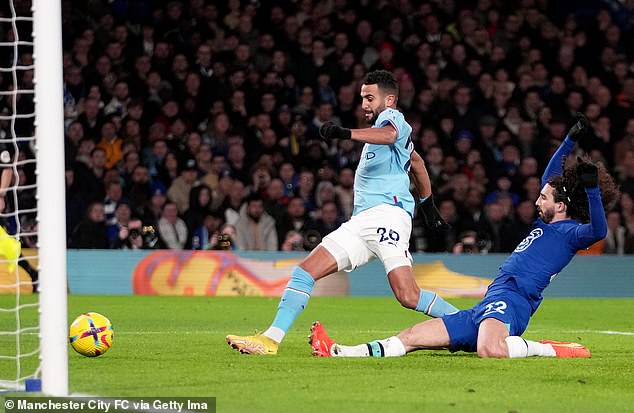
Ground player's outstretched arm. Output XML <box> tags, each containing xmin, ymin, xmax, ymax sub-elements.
<box><xmin>319</xmin><ymin>121</ymin><xmax>397</xmax><ymax>145</ymax></box>
<box><xmin>575</xmin><ymin>159</ymin><xmax>608</xmax><ymax>244</ymax></box>
<box><xmin>542</xmin><ymin>113</ymin><xmax>588</xmax><ymax>186</ymax></box>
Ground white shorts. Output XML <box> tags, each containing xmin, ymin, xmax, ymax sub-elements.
<box><xmin>321</xmin><ymin>204</ymin><xmax>413</xmax><ymax>274</ymax></box>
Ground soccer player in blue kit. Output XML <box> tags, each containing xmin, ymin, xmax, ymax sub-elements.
<box><xmin>310</xmin><ymin>113</ymin><xmax>620</xmax><ymax>359</ymax></box>
<box><xmin>227</xmin><ymin>70</ymin><xmax>457</xmax><ymax>355</ymax></box>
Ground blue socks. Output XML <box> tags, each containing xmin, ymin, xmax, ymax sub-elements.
<box><xmin>415</xmin><ymin>290</ymin><xmax>458</xmax><ymax>318</ymax></box>
<box><xmin>266</xmin><ymin>267</ymin><xmax>315</xmax><ymax>342</ymax></box>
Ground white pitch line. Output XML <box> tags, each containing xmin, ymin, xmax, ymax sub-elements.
<box><xmin>569</xmin><ymin>330</ymin><xmax>634</xmax><ymax>336</ymax></box>
<box><xmin>323</xmin><ymin>329</ymin><xmax>634</xmax><ymax>336</ymax></box>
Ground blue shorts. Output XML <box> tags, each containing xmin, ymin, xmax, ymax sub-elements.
<box><xmin>441</xmin><ymin>289</ymin><xmax>532</xmax><ymax>353</ymax></box>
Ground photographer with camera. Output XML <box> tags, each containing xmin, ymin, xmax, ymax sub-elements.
<box><xmin>281</xmin><ymin>230</ymin><xmax>305</xmax><ymax>252</ymax></box>
<box><xmin>210</xmin><ymin>223</ymin><xmax>238</xmax><ymax>251</ymax></box>
<box><xmin>113</xmin><ymin>217</ymin><xmax>160</xmax><ymax>250</ymax></box>
<box><xmin>191</xmin><ymin>210</ymin><xmax>224</xmax><ymax>250</ymax></box>
<box><xmin>275</xmin><ymin>196</ymin><xmax>319</xmax><ymax>250</ymax></box>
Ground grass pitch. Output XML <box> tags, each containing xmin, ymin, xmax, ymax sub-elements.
<box><xmin>1</xmin><ymin>295</ymin><xmax>634</xmax><ymax>413</ymax></box>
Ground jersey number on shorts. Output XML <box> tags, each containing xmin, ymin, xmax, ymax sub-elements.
<box><xmin>377</xmin><ymin>227</ymin><xmax>400</xmax><ymax>244</ymax></box>
<box><xmin>483</xmin><ymin>301</ymin><xmax>507</xmax><ymax>316</ymax></box>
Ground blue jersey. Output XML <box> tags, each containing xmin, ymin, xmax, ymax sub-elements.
<box><xmin>486</xmin><ymin>136</ymin><xmax>607</xmax><ymax>313</ymax></box>
<box><xmin>353</xmin><ymin>108</ymin><xmax>414</xmax><ymax>216</ymax></box>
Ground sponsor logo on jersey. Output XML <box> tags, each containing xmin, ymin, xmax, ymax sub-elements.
<box><xmin>514</xmin><ymin>228</ymin><xmax>544</xmax><ymax>252</ymax></box>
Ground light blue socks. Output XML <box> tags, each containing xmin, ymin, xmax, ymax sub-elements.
<box><xmin>265</xmin><ymin>266</ymin><xmax>315</xmax><ymax>343</ymax></box>
<box><xmin>415</xmin><ymin>290</ymin><xmax>458</xmax><ymax>318</ymax></box>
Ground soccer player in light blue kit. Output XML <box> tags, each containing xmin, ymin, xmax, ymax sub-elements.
<box><xmin>227</xmin><ymin>70</ymin><xmax>457</xmax><ymax>355</ymax></box>
<box><xmin>310</xmin><ymin>113</ymin><xmax>620</xmax><ymax>359</ymax></box>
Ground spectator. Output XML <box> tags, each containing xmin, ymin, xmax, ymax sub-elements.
<box><xmin>334</xmin><ymin>167</ymin><xmax>354</xmax><ymax>220</ymax></box>
<box><xmin>452</xmin><ymin>230</ymin><xmax>482</xmax><ymax>254</ymax></box>
<box><xmin>109</xmin><ymin>202</ymin><xmax>132</xmax><ymax>246</ymax></box>
<box><xmin>69</xmin><ymin>202</ymin><xmax>108</xmax><ymax>249</ymax></box>
<box><xmin>211</xmin><ymin>224</ymin><xmax>238</xmax><ymax>251</ymax></box>
<box><xmin>73</xmin><ymin>146</ymin><xmax>107</xmax><ymax>206</ymax></box>
<box><xmin>480</xmin><ymin>201</ymin><xmax>511</xmax><ymax>253</ymax></box>
<box><xmin>295</xmin><ymin>169</ymin><xmax>317</xmax><ymax>213</ymax></box>
<box><xmin>96</xmin><ymin>120</ymin><xmax>123</xmax><ymax>169</ymax></box>
<box><xmin>313</xmin><ymin>201</ymin><xmax>343</xmax><ymax>238</ymax></box>
<box><xmin>225</xmin><ymin>141</ymin><xmax>248</xmax><ymax>183</ymax></box>
<box><xmin>127</xmin><ymin>165</ymin><xmax>152</xmax><ymax>215</ymax></box>
<box><xmin>313</xmin><ymin>180</ymin><xmax>339</xmax><ymax>214</ymax></box>
<box><xmin>234</xmin><ymin>194</ymin><xmax>278</xmax><ymax>251</ymax></box>
<box><xmin>195</xmin><ymin>142</ymin><xmax>213</xmax><ymax>175</ymax></box>
<box><xmin>120</xmin><ymin>150</ymin><xmax>141</xmax><ymax>188</ymax></box>
<box><xmin>167</xmin><ymin>158</ymin><xmax>200</xmax><ymax>214</ymax></box>
<box><xmin>182</xmin><ymin>184</ymin><xmax>213</xmax><ymax>238</ymax></box>
<box><xmin>76</xmin><ymin>97</ymin><xmax>103</xmax><ymax>140</ymax></box>
<box><xmin>248</xmin><ymin>163</ymin><xmax>273</xmax><ymax>199</ymax></box>
<box><xmin>603</xmin><ymin>211</ymin><xmax>627</xmax><ymax>255</ymax></box>
<box><xmin>64</xmin><ymin>121</ymin><xmax>85</xmax><ymax>166</ymax></box>
<box><xmin>203</xmin><ymin>112</ymin><xmax>232</xmax><ymax>155</ymax></box>
<box><xmin>221</xmin><ymin>179</ymin><xmax>245</xmax><ymax>226</ymax></box>
<box><xmin>500</xmin><ymin>200</ymin><xmax>536</xmax><ymax>252</ymax></box>
<box><xmin>191</xmin><ymin>211</ymin><xmax>224</xmax><ymax>251</ymax></box>
<box><xmin>103</xmin><ymin>181</ymin><xmax>124</xmax><ymax>240</ymax></box>
<box><xmin>104</xmin><ymin>80</ymin><xmax>130</xmax><ymax>117</ymax></box>
<box><xmin>200</xmin><ymin>152</ymin><xmax>226</xmax><ymax>192</ymax></box>
<box><xmin>264</xmin><ymin>178</ymin><xmax>290</xmax><ymax>222</ymax></box>
<box><xmin>156</xmin><ymin>151</ymin><xmax>180</xmax><ymax>189</ymax></box>
<box><xmin>278</xmin><ymin>162</ymin><xmax>297</xmax><ymax>198</ymax></box>
<box><xmin>157</xmin><ymin>201</ymin><xmax>188</xmax><ymax>250</ymax></box>
<box><xmin>281</xmin><ymin>230</ymin><xmax>305</xmax><ymax>252</ymax></box>
<box><xmin>140</xmin><ymin>183</ymin><xmax>168</xmax><ymax>227</ymax></box>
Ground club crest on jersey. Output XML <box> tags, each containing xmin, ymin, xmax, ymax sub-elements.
<box><xmin>514</xmin><ymin>228</ymin><xmax>543</xmax><ymax>252</ymax></box>
<box><xmin>366</xmin><ymin>152</ymin><xmax>375</xmax><ymax>159</ymax></box>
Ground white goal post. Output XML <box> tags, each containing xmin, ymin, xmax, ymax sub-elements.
<box><xmin>33</xmin><ymin>0</ymin><xmax>68</xmax><ymax>396</ymax></box>
<box><xmin>0</xmin><ymin>0</ymin><xmax>67</xmax><ymax>395</ymax></box>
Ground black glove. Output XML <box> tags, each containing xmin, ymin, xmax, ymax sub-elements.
<box><xmin>577</xmin><ymin>157</ymin><xmax>599</xmax><ymax>188</ymax></box>
<box><xmin>567</xmin><ymin>112</ymin><xmax>588</xmax><ymax>141</ymax></box>
<box><xmin>419</xmin><ymin>195</ymin><xmax>450</xmax><ymax>231</ymax></box>
<box><xmin>319</xmin><ymin>121</ymin><xmax>351</xmax><ymax>140</ymax></box>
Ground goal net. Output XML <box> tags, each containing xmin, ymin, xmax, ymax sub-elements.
<box><xmin>0</xmin><ymin>0</ymin><xmax>67</xmax><ymax>395</ymax></box>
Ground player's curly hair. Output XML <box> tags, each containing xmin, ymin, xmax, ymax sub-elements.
<box><xmin>547</xmin><ymin>155</ymin><xmax>619</xmax><ymax>222</ymax></box>
<box><xmin>362</xmin><ymin>70</ymin><xmax>399</xmax><ymax>97</ymax></box>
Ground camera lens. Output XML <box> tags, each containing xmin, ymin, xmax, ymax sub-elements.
<box><xmin>302</xmin><ymin>230</ymin><xmax>322</xmax><ymax>251</ymax></box>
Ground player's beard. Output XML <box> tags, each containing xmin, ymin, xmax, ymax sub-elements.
<box><xmin>538</xmin><ymin>206</ymin><xmax>555</xmax><ymax>223</ymax></box>
<box><xmin>365</xmin><ymin>103</ymin><xmax>385</xmax><ymax>125</ymax></box>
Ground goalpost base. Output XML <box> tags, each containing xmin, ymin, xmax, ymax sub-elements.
<box><xmin>0</xmin><ymin>378</ymin><xmax>42</xmax><ymax>393</ymax></box>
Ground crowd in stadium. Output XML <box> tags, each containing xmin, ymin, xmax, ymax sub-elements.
<box><xmin>4</xmin><ymin>0</ymin><xmax>634</xmax><ymax>254</ymax></box>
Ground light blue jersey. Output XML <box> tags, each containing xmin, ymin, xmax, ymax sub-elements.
<box><xmin>353</xmin><ymin>108</ymin><xmax>414</xmax><ymax>217</ymax></box>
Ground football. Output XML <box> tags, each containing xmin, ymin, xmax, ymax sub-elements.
<box><xmin>69</xmin><ymin>312</ymin><xmax>114</xmax><ymax>357</ymax></box>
